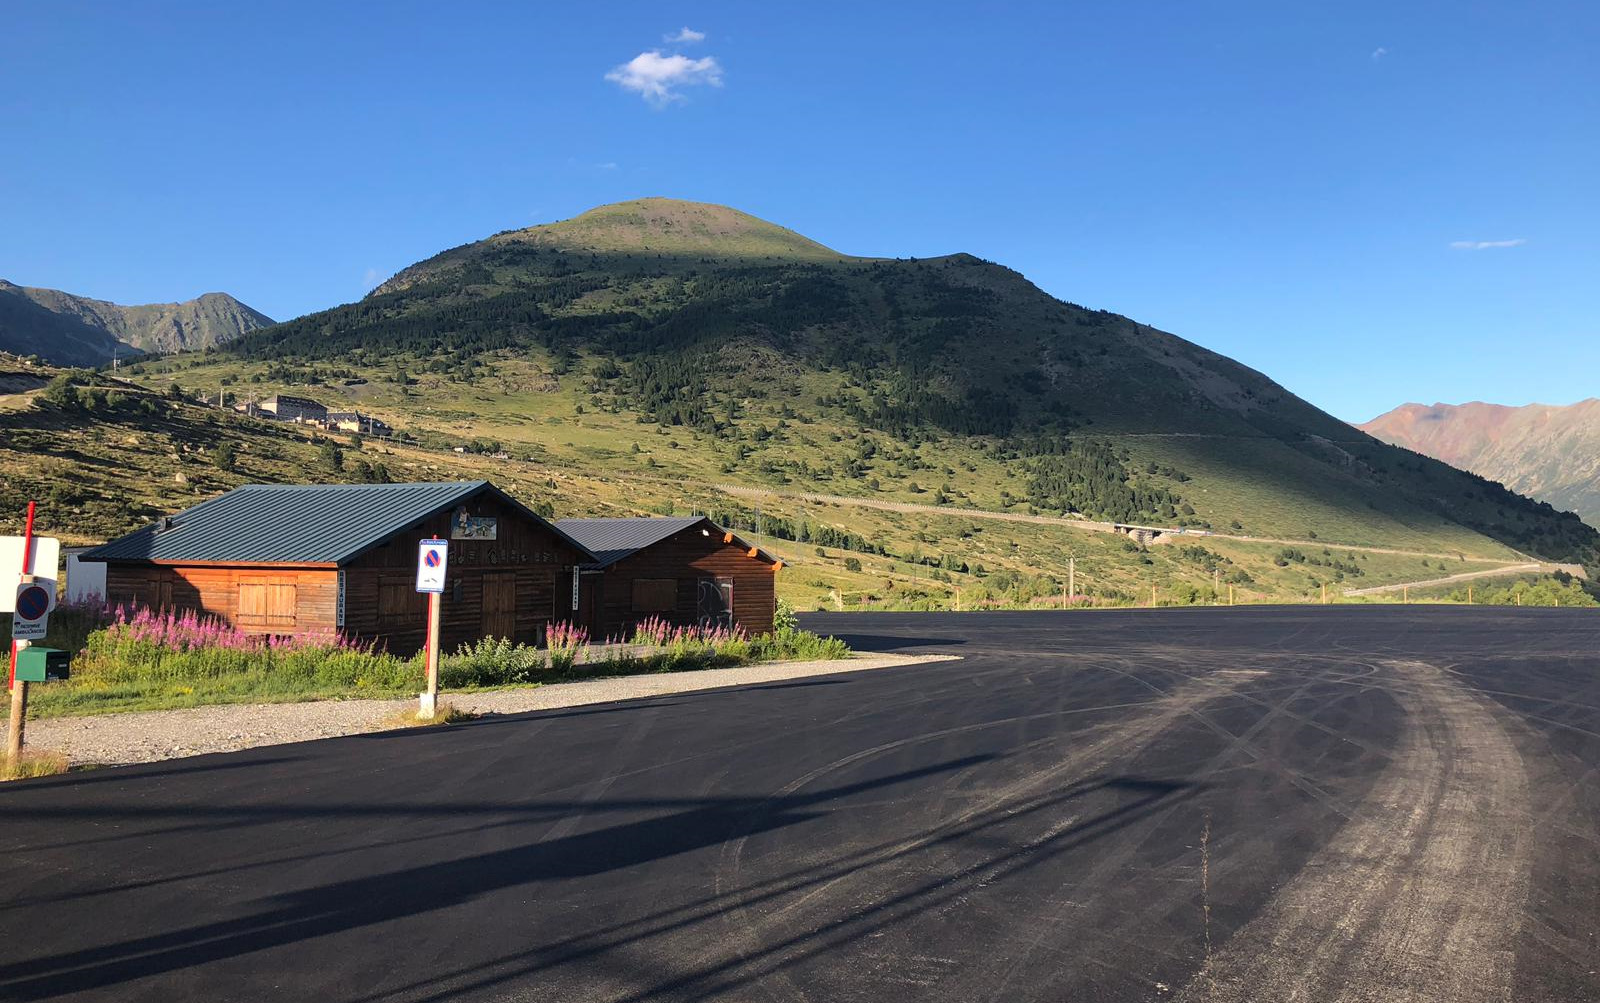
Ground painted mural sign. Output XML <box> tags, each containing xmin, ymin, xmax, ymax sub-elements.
<box><xmin>450</xmin><ymin>507</ymin><xmax>498</xmax><ymax>541</ymax></box>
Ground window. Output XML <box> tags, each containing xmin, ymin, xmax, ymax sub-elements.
<box><xmin>631</xmin><ymin>578</ymin><xmax>678</xmax><ymax>613</ymax></box>
<box><xmin>238</xmin><ymin>582</ymin><xmax>297</xmax><ymax>629</ymax></box>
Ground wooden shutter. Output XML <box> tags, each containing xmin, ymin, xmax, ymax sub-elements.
<box><xmin>238</xmin><ymin>581</ymin><xmax>297</xmax><ymax>629</ymax></box>
<box><xmin>631</xmin><ymin>578</ymin><xmax>677</xmax><ymax>613</ymax></box>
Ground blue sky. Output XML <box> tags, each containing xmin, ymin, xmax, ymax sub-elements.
<box><xmin>3</xmin><ymin>1</ymin><xmax>1595</xmax><ymax>422</ymax></box>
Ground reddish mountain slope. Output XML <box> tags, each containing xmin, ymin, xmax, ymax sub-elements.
<box><xmin>1361</xmin><ymin>400</ymin><xmax>1600</xmax><ymax>525</ymax></box>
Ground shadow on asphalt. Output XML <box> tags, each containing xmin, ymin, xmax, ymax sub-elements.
<box><xmin>0</xmin><ymin>759</ymin><xmax>1198</xmax><ymax>1000</ymax></box>
<box><xmin>809</xmin><ymin>633</ymin><xmax>967</xmax><ymax>653</ymax></box>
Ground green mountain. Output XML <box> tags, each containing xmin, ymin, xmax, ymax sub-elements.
<box><xmin>220</xmin><ymin>197</ymin><xmax>1595</xmax><ymax>570</ymax></box>
<box><xmin>0</xmin><ymin>280</ymin><xmax>273</xmax><ymax>365</ymax></box>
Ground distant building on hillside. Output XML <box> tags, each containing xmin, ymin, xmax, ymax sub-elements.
<box><xmin>258</xmin><ymin>394</ymin><xmax>327</xmax><ymax>423</ymax></box>
<box><xmin>326</xmin><ymin>411</ymin><xmax>394</xmax><ymax>437</ymax></box>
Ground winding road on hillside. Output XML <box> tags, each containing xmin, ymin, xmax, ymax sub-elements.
<box><xmin>2</xmin><ymin>608</ymin><xmax>1598</xmax><ymax>1001</ymax></box>
<box><xmin>705</xmin><ymin>481</ymin><xmax>1532</xmax><ymax>563</ymax></box>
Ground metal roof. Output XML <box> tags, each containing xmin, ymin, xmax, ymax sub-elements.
<box><xmin>82</xmin><ymin>481</ymin><xmax>596</xmax><ymax>566</ymax></box>
<box><xmin>555</xmin><ymin>516</ymin><xmax>779</xmax><ymax>569</ymax></box>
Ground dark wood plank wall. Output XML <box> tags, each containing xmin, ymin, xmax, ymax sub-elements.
<box><xmin>103</xmin><ymin>565</ymin><xmax>339</xmax><ymax>634</ymax></box>
<box><xmin>99</xmin><ymin>491</ymin><xmax>582</xmax><ymax>655</ymax></box>
<box><xmin>342</xmin><ymin>494</ymin><xmax>581</xmax><ymax>655</ymax></box>
<box><xmin>586</xmin><ymin>528</ymin><xmax>777</xmax><ymax>641</ymax></box>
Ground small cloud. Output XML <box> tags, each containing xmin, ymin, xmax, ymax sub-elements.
<box><xmin>1449</xmin><ymin>238</ymin><xmax>1527</xmax><ymax>250</ymax></box>
<box><xmin>606</xmin><ymin>50</ymin><xmax>723</xmax><ymax>105</ymax></box>
<box><xmin>665</xmin><ymin>27</ymin><xmax>706</xmax><ymax>44</ymax></box>
<box><xmin>362</xmin><ymin>267</ymin><xmax>382</xmax><ymax>289</ymax></box>
<box><xmin>1371</xmin><ymin>47</ymin><xmax>1388</xmax><ymax>60</ymax></box>
<box><xmin>596</xmin><ymin>161</ymin><xmax>618</xmax><ymax>171</ymax></box>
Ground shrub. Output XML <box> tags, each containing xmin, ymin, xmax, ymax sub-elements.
<box><xmin>773</xmin><ymin>597</ymin><xmax>800</xmax><ymax>632</ymax></box>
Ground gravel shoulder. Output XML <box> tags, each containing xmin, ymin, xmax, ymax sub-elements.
<box><xmin>26</xmin><ymin>653</ymin><xmax>957</xmax><ymax>767</ymax></box>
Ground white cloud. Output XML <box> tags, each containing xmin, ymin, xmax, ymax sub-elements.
<box><xmin>606</xmin><ymin>50</ymin><xmax>723</xmax><ymax>105</ymax></box>
<box><xmin>665</xmin><ymin>27</ymin><xmax>706</xmax><ymax>44</ymax></box>
<box><xmin>1449</xmin><ymin>238</ymin><xmax>1527</xmax><ymax>250</ymax></box>
<box><xmin>362</xmin><ymin>267</ymin><xmax>382</xmax><ymax>289</ymax></box>
<box><xmin>596</xmin><ymin>161</ymin><xmax>618</xmax><ymax>171</ymax></box>
<box><xmin>1371</xmin><ymin>46</ymin><xmax>1388</xmax><ymax>60</ymax></box>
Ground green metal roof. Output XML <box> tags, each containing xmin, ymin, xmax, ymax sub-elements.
<box><xmin>81</xmin><ymin>481</ymin><xmax>596</xmax><ymax>566</ymax></box>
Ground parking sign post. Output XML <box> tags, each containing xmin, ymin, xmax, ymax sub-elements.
<box><xmin>415</xmin><ymin>539</ymin><xmax>448</xmax><ymax>719</ymax></box>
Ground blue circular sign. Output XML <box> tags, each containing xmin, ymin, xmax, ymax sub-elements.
<box><xmin>15</xmin><ymin>584</ymin><xmax>50</xmax><ymax>621</ymax></box>
<box><xmin>424</xmin><ymin>550</ymin><xmax>442</xmax><ymax>568</ymax></box>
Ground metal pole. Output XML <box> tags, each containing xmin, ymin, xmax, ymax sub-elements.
<box><xmin>7</xmin><ymin>501</ymin><xmax>37</xmax><ymax>763</ymax></box>
<box><xmin>419</xmin><ymin>591</ymin><xmax>441</xmax><ymax>719</ymax></box>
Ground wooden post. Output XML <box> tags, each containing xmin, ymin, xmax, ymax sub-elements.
<box><xmin>1061</xmin><ymin>583</ymin><xmax>1067</xmax><ymax>610</ymax></box>
<box><xmin>1321</xmin><ymin>583</ymin><xmax>1328</xmax><ymax>605</ymax></box>
<box><xmin>954</xmin><ymin>585</ymin><xmax>961</xmax><ymax>612</ymax></box>
<box><xmin>1069</xmin><ymin>557</ymin><xmax>1076</xmax><ymax>606</ymax></box>
<box><xmin>1213</xmin><ymin>568</ymin><xmax>1220</xmax><ymax>603</ymax></box>
<box><xmin>1150</xmin><ymin>584</ymin><xmax>1157</xmax><ymax>608</ymax></box>
<box><xmin>1403</xmin><ymin>584</ymin><xmax>1409</xmax><ymax>603</ymax></box>
<box><xmin>419</xmin><ymin>591</ymin><xmax>441</xmax><ymax>719</ymax></box>
<box><xmin>1468</xmin><ymin>585</ymin><xmax>1473</xmax><ymax>604</ymax></box>
<box><xmin>1228</xmin><ymin>584</ymin><xmax>1235</xmax><ymax>606</ymax></box>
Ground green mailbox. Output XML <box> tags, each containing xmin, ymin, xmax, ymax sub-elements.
<box><xmin>14</xmin><ymin>647</ymin><xmax>70</xmax><ymax>683</ymax></box>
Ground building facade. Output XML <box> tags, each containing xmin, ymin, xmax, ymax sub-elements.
<box><xmin>556</xmin><ymin>517</ymin><xmax>781</xmax><ymax>642</ymax></box>
<box><xmin>82</xmin><ymin>481</ymin><xmax>594</xmax><ymax>655</ymax></box>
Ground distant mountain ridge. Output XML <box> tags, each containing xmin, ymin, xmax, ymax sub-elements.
<box><xmin>0</xmin><ymin>280</ymin><xmax>273</xmax><ymax>366</ymax></box>
<box><xmin>1361</xmin><ymin>400</ymin><xmax>1600</xmax><ymax>526</ymax></box>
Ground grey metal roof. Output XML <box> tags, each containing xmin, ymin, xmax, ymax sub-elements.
<box><xmin>555</xmin><ymin>516</ymin><xmax>779</xmax><ymax>568</ymax></box>
<box><xmin>555</xmin><ymin>517</ymin><xmax>705</xmax><ymax>567</ymax></box>
<box><xmin>82</xmin><ymin>481</ymin><xmax>596</xmax><ymax>566</ymax></box>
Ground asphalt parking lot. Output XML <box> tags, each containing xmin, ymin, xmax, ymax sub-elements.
<box><xmin>2</xmin><ymin>606</ymin><xmax>1598</xmax><ymax>1001</ymax></box>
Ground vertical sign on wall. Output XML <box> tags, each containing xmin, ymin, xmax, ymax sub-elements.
<box><xmin>571</xmin><ymin>567</ymin><xmax>580</xmax><ymax>612</ymax></box>
<box><xmin>336</xmin><ymin>570</ymin><xmax>346</xmax><ymax>628</ymax></box>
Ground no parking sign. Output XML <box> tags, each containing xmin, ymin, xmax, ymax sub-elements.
<box><xmin>12</xmin><ymin>580</ymin><xmax>56</xmax><ymax>641</ymax></box>
<box><xmin>416</xmin><ymin>539</ymin><xmax>448</xmax><ymax>594</ymax></box>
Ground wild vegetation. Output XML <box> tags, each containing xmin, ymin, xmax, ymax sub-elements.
<box><xmin>9</xmin><ymin>602</ymin><xmax>849</xmax><ymax>718</ymax></box>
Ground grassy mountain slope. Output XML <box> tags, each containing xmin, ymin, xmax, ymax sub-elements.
<box><xmin>1362</xmin><ymin>400</ymin><xmax>1600</xmax><ymax>527</ymax></box>
<box><xmin>0</xmin><ymin>280</ymin><xmax>273</xmax><ymax>363</ymax></box>
<box><xmin>216</xmin><ymin>197</ymin><xmax>1593</xmax><ymax>568</ymax></box>
<box><xmin>0</xmin><ymin>363</ymin><xmax>1532</xmax><ymax>609</ymax></box>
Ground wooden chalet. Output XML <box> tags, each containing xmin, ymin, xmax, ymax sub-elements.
<box><xmin>555</xmin><ymin>516</ymin><xmax>782</xmax><ymax>641</ymax></box>
<box><xmin>80</xmin><ymin>481</ymin><xmax>595</xmax><ymax>655</ymax></box>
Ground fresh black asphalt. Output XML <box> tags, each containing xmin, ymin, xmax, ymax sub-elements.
<box><xmin>2</xmin><ymin>607</ymin><xmax>1598</xmax><ymax>1001</ymax></box>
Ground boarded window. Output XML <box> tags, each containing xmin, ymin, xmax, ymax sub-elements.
<box><xmin>238</xmin><ymin>582</ymin><xmax>297</xmax><ymax>629</ymax></box>
<box><xmin>631</xmin><ymin>578</ymin><xmax>678</xmax><ymax>613</ymax></box>
<box><xmin>379</xmin><ymin>582</ymin><xmax>421</xmax><ymax>622</ymax></box>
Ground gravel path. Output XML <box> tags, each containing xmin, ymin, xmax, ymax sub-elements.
<box><xmin>26</xmin><ymin>653</ymin><xmax>956</xmax><ymax>767</ymax></box>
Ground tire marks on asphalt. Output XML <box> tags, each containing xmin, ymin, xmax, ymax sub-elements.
<box><xmin>1175</xmin><ymin>659</ymin><xmax>1532</xmax><ymax>1003</ymax></box>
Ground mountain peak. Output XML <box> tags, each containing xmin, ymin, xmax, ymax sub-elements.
<box><xmin>496</xmin><ymin>197</ymin><xmax>851</xmax><ymax>261</ymax></box>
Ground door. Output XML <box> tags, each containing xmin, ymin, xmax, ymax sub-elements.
<box><xmin>481</xmin><ymin>572</ymin><xmax>518</xmax><ymax>641</ymax></box>
<box><xmin>697</xmin><ymin>577</ymin><xmax>734</xmax><ymax>630</ymax></box>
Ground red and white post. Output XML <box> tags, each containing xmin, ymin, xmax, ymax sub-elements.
<box><xmin>7</xmin><ymin>501</ymin><xmax>37</xmax><ymax>763</ymax></box>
